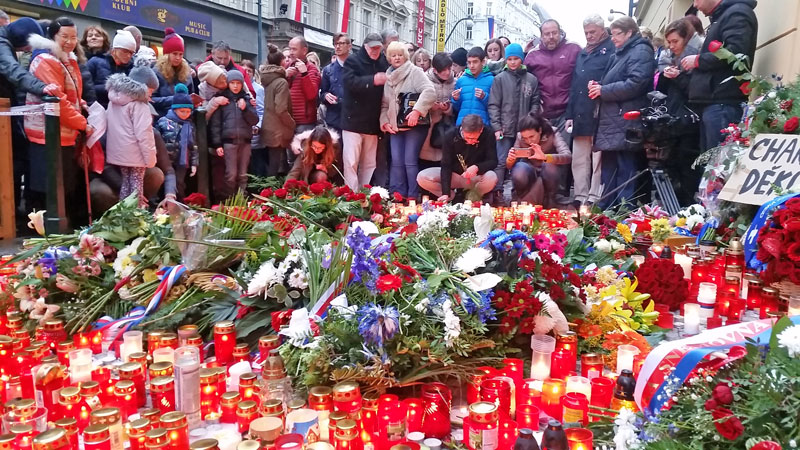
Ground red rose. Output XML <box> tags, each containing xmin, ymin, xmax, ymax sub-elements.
<box><xmin>363</xmin><ymin>184</ymin><xmax>372</xmax><ymax>189</ymax></box>
<box><xmin>274</xmin><ymin>188</ymin><xmax>288</xmax><ymax>199</ymax></box>
<box><xmin>782</xmin><ymin>99</ymin><xmax>795</xmax><ymax>112</ymax></box>
<box><xmin>711</xmin><ymin>408</ymin><xmax>744</xmax><ymax>441</ymax></box>
<box><xmin>740</xmin><ymin>81</ymin><xmax>752</xmax><ymax>96</ymax></box>
<box><xmin>784</xmin><ymin>116</ymin><xmax>800</xmax><ymax>133</ymax></box>
<box><xmin>259</xmin><ymin>188</ymin><xmax>273</xmax><ymax>198</ymax></box>
<box><xmin>309</xmin><ymin>182</ymin><xmax>327</xmax><ymax>195</ymax></box>
<box><xmin>334</xmin><ymin>186</ymin><xmax>351</xmax><ymax>197</ymax></box>
<box><xmin>376</xmin><ymin>274</ymin><xmax>403</xmax><ymax>293</ymax></box>
<box><xmin>393</xmin><ymin>192</ymin><xmax>404</xmax><ymax>202</ymax></box>
<box><xmin>786</xmin><ymin>198</ymin><xmax>800</xmax><ymax>214</ymax></box>
<box><xmin>271</xmin><ymin>309</ymin><xmax>294</xmax><ymax>332</ymax></box>
<box><xmin>712</xmin><ymin>383</ymin><xmax>734</xmax><ymax>405</ymax></box>
<box><xmin>708</xmin><ymin>40</ymin><xmax>723</xmax><ymax>53</ymax></box>
<box><xmin>370</xmin><ymin>193</ymin><xmax>382</xmax><ymax>204</ymax></box>
<box><xmin>372</xmin><ymin>203</ymin><xmax>384</xmax><ymax>214</ymax></box>
<box><xmin>184</xmin><ymin>193</ymin><xmax>209</xmax><ymax>208</ymax></box>
<box><xmin>751</xmin><ymin>441</ymin><xmax>782</xmax><ymax>450</ymax></box>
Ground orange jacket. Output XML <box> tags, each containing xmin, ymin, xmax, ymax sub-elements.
<box><xmin>24</xmin><ymin>37</ymin><xmax>87</xmax><ymax>146</ymax></box>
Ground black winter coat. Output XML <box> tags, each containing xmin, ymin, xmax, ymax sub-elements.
<box><xmin>688</xmin><ymin>0</ymin><xmax>758</xmax><ymax>105</ymax></box>
<box><xmin>86</xmin><ymin>53</ymin><xmax>133</xmax><ymax>107</ymax></box>
<box><xmin>565</xmin><ymin>36</ymin><xmax>615</xmax><ymax>137</ymax></box>
<box><xmin>319</xmin><ymin>60</ymin><xmax>346</xmax><ymax>130</ymax></box>
<box><xmin>0</xmin><ymin>27</ymin><xmax>46</xmax><ymax>106</ymax></box>
<box><xmin>79</xmin><ymin>62</ymin><xmax>97</xmax><ymax>105</ymax></box>
<box><xmin>209</xmin><ymin>90</ymin><xmax>259</xmax><ymax>147</ymax></box>
<box><xmin>440</xmin><ymin>126</ymin><xmax>498</xmax><ymax>194</ymax></box>
<box><xmin>593</xmin><ymin>34</ymin><xmax>655</xmax><ymax>152</ymax></box>
<box><xmin>341</xmin><ymin>47</ymin><xmax>389</xmax><ymax>135</ymax></box>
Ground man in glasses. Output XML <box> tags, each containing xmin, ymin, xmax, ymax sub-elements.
<box><xmin>417</xmin><ymin>114</ymin><xmax>498</xmax><ymax>202</ymax></box>
<box><xmin>320</xmin><ymin>32</ymin><xmax>351</xmax><ymax>134</ymax></box>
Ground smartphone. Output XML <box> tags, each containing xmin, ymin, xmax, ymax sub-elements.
<box><xmin>512</xmin><ymin>147</ymin><xmax>531</xmax><ymax>158</ymax></box>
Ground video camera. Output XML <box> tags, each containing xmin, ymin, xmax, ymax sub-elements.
<box><xmin>624</xmin><ymin>91</ymin><xmax>700</xmax><ymax>163</ymax></box>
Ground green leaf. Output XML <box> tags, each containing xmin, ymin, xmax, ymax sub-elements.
<box><xmin>235</xmin><ymin>309</ymin><xmax>272</xmax><ymax>338</ymax></box>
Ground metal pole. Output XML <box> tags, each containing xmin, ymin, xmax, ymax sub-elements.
<box><xmin>42</xmin><ymin>96</ymin><xmax>67</xmax><ymax>234</ymax></box>
<box><xmin>257</xmin><ymin>0</ymin><xmax>264</xmax><ymax>65</ymax></box>
<box><xmin>444</xmin><ymin>17</ymin><xmax>468</xmax><ymax>47</ymax></box>
<box><xmin>194</xmin><ymin>107</ymin><xmax>210</xmax><ymax>199</ymax></box>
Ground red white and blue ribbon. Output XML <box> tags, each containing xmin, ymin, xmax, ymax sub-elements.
<box><xmin>94</xmin><ymin>265</ymin><xmax>187</xmax><ymax>342</ymax></box>
<box><xmin>635</xmin><ymin>316</ymin><xmax>800</xmax><ymax>416</ymax></box>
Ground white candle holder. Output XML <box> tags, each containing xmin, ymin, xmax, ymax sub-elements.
<box><xmin>616</xmin><ymin>345</ymin><xmax>640</xmax><ymax>374</ymax></box>
<box><xmin>68</xmin><ymin>348</ymin><xmax>92</xmax><ymax>384</ymax></box>
<box><xmin>530</xmin><ymin>335</ymin><xmax>556</xmax><ymax>380</ymax></box>
<box><xmin>684</xmin><ymin>303</ymin><xmax>701</xmax><ymax>335</ymax></box>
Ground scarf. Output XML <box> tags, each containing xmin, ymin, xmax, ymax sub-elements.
<box><xmin>166</xmin><ymin>109</ymin><xmax>194</xmax><ymax>167</ymax></box>
<box><xmin>585</xmin><ymin>31</ymin><xmax>610</xmax><ymax>54</ymax></box>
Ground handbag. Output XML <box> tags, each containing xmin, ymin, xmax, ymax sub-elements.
<box><xmin>430</xmin><ymin>115</ymin><xmax>455</xmax><ymax>149</ymax></box>
<box><xmin>397</xmin><ymin>92</ymin><xmax>430</xmax><ymax>128</ymax></box>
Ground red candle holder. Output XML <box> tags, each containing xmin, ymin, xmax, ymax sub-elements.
<box><xmin>236</xmin><ymin>401</ymin><xmax>259</xmax><ymax>434</ymax></box>
<box><xmin>541</xmin><ymin>378</ymin><xmax>565</xmax><ymax>422</ymax></box>
<box><xmin>580</xmin><ymin>354</ymin><xmax>603</xmax><ymax>380</ymax></box>
<box><xmin>502</xmin><ymin>358</ymin><xmax>524</xmax><ymax>389</ymax></box>
<box><xmin>516</xmin><ymin>404</ymin><xmax>540</xmax><ymax>430</ymax></box>
<box><xmin>421</xmin><ymin>383</ymin><xmax>452</xmax><ymax>439</ymax></box>
<box><xmin>113</xmin><ymin>380</ymin><xmax>137</xmax><ymax>421</ymax></box>
<box><xmin>560</xmin><ymin>392</ymin><xmax>588</xmax><ymax>426</ymax></box>
<box><xmin>468</xmin><ymin>366</ymin><xmax>496</xmax><ymax>405</ymax></box>
<box><xmin>32</xmin><ymin>363</ymin><xmax>66</xmax><ymax>420</ymax></box>
<box><xmin>118</xmin><ymin>362</ymin><xmax>146</xmax><ymax>408</ymax></box>
<box><xmin>499</xmin><ymin>419</ymin><xmax>518</xmax><ymax>450</ymax></box>
<box><xmin>589</xmin><ymin>377</ymin><xmax>614</xmax><ymax>421</ymax></box>
<box><xmin>403</xmin><ymin>398</ymin><xmax>423</xmax><ymax>433</ymax></box>
<box><xmin>657</xmin><ymin>311</ymin><xmax>674</xmax><ymax>329</ymax></box>
<box><xmin>72</xmin><ymin>333</ymin><xmax>91</xmax><ymax>350</ymax></box>
<box><xmin>233</xmin><ymin>343</ymin><xmax>250</xmax><ymax>364</ymax></box>
<box><xmin>518</xmin><ymin>379</ymin><xmax>542</xmax><ymax>407</ymax></box>
<box><xmin>466</xmin><ymin>402</ymin><xmax>499</xmax><ymax>450</ymax></box>
<box><xmin>82</xmin><ymin>424</ymin><xmax>111</xmax><ymax>450</ymax></box>
<box><xmin>332</xmin><ymin>382</ymin><xmax>362</xmax><ymax>413</ymax></box>
<box><xmin>550</xmin><ymin>350</ymin><xmax>572</xmax><ymax>380</ymax></box>
<box><xmin>747</xmin><ymin>279</ymin><xmax>763</xmax><ymax>309</ymax></box>
<box><xmin>200</xmin><ymin>369</ymin><xmax>220</xmax><ymax>418</ymax></box>
<box><xmin>58</xmin><ymin>387</ymin><xmax>81</xmax><ymax>421</ymax></box>
<box><xmin>716</xmin><ymin>293</ymin><xmax>732</xmax><ymax>317</ymax></box>
<box><xmin>258</xmin><ymin>335</ymin><xmax>280</xmax><ymax>363</ymax></box>
<box><xmin>150</xmin><ymin>377</ymin><xmax>176</xmax><ymax>414</ymax></box>
<box><xmin>728</xmin><ymin>297</ymin><xmax>745</xmax><ymax>321</ymax></box>
<box><xmin>378</xmin><ymin>396</ymin><xmax>406</xmax><ymax>450</ymax></box>
<box><xmin>54</xmin><ymin>417</ymin><xmax>78</xmax><ymax>450</ymax></box>
<box><xmin>238</xmin><ymin>372</ymin><xmax>257</xmax><ymax>403</ymax></box>
<box><xmin>161</xmin><ymin>411</ymin><xmax>190</xmax><ymax>450</ymax></box>
<box><xmin>56</xmin><ymin>342</ymin><xmax>74</xmax><ymax>368</ymax></box>
<box><xmin>127</xmin><ymin>418</ymin><xmax>151</xmax><ymax>450</ymax></box>
<box><xmin>220</xmin><ymin>392</ymin><xmax>240</xmax><ymax>424</ymax></box>
<box><xmin>706</xmin><ymin>315</ymin><xmax>722</xmax><ymax>329</ymax></box>
<box><xmin>334</xmin><ymin>420</ymin><xmax>362</xmax><ymax>450</ymax></box>
<box><xmin>10</xmin><ymin>423</ymin><xmax>35</xmax><ymax>450</ymax></box>
<box><xmin>565</xmin><ymin>428</ymin><xmax>593</xmax><ymax>450</ymax></box>
<box><xmin>555</xmin><ymin>331</ymin><xmax>578</xmax><ymax>364</ymax></box>
<box><xmin>213</xmin><ymin>321</ymin><xmax>236</xmax><ymax>366</ymax></box>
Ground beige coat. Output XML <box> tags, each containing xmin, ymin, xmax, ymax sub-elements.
<box><xmin>420</xmin><ymin>69</ymin><xmax>455</xmax><ymax>161</ymax></box>
<box><xmin>379</xmin><ymin>60</ymin><xmax>435</xmax><ymax>131</ymax></box>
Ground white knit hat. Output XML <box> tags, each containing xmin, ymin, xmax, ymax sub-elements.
<box><xmin>112</xmin><ymin>30</ymin><xmax>137</xmax><ymax>52</ymax></box>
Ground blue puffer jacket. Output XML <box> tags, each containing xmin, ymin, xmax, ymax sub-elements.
<box><xmin>86</xmin><ymin>53</ymin><xmax>133</xmax><ymax>107</ymax></box>
<box><xmin>452</xmin><ymin>66</ymin><xmax>494</xmax><ymax>126</ymax></box>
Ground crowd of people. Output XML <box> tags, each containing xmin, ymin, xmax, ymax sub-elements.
<box><xmin>0</xmin><ymin>0</ymin><xmax>757</xmax><ymax>232</ymax></box>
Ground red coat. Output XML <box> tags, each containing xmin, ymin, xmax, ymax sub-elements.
<box><xmin>286</xmin><ymin>61</ymin><xmax>321</xmax><ymax>126</ymax></box>
<box><xmin>524</xmin><ymin>40</ymin><xmax>581</xmax><ymax>119</ymax></box>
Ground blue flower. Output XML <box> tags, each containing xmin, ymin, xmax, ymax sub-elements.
<box><xmin>348</xmin><ymin>228</ymin><xmax>379</xmax><ymax>292</ymax></box>
<box><xmin>357</xmin><ymin>303</ymin><xmax>400</xmax><ymax>347</ymax></box>
<box><xmin>462</xmin><ymin>289</ymin><xmax>497</xmax><ymax>324</ymax></box>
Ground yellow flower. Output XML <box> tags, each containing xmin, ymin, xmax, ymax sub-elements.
<box><xmin>676</xmin><ymin>217</ymin><xmax>687</xmax><ymax>227</ymax></box>
<box><xmin>616</xmin><ymin>223</ymin><xmax>633</xmax><ymax>243</ymax></box>
<box><xmin>143</xmin><ymin>269</ymin><xmax>158</xmax><ymax>283</ymax></box>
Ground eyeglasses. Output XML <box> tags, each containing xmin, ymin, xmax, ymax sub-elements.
<box><xmin>460</xmin><ymin>127</ymin><xmax>483</xmax><ymax>144</ymax></box>
<box><xmin>611</xmin><ymin>30</ymin><xmax>627</xmax><ymax>38</ymax></box>
<box><xmin>335</xmin><ymin>41</ymin><xmax>351</xmax><ymax>46</ymax></box>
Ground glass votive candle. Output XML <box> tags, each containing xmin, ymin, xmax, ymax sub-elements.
<box><xmin>200</xmin><ymin>369</ymin><xmax>219</xmax><ymax>419</ymax></box>
<box><xmin>279</xmin><ymin>433</ymin><xmax>307</xmax><ymax>450</ymax></box>
<box><xmin>89</xmin><ymin>408</ymin><xmax>124</xmax><ymax>450</ymax></box>
<box><xmin>238</xmin><ymin>373</ymin><xmax>257</xmax><ymax>403</ymax></box>
<box><xmin>516</xmin><ymin>404</ymin><xmax>540</xmax><ymax>430</ymax></box>
<box><xmin>144</xmin><ymin>428</ymin><xmax>169</xmax><ymax>450</ymax></box>
<box><xmin>236</xmin><ymin>401</ymin><xmax>258</xmax><ymax>434</ymax></box>
<box><xmin>127</xmin><ymin>418</ymin><xmax>150</xmax><ymax>450</ymax></box>
<box><xmin>176</xmin><ymin>326</ymin><xmax>198</xmax><ymax>347</ymax></box>
<box><xmin>616</xmin><ymin>345</ymin><xmax>640</xmax><ymax>374</ymax></box>
<box><xmin>706</xmin><ymin>315</ymin><xmax>722</xmax><ymax>329</ymax></box>
<box><xmin>150</xmin><ymin>377</ymin><xmax>175</xmax><ymax>414</ymax></box>
<box><xmin>466</xmin><ymin>402</ymin><xmax>498</xmax><ymax>450</ymax></box>
<box><xmin>113</xmin><ymin>380</ymin><xmax>137</xmax><ymax>421</ymax></box>
<box><xmin>53</xmin><ymin>417</ymin><xmax>78</xmax><ymax>450</ymax></box>
<box><xmin>160</xmin><ymin>411</ymin><xmax>189</xmax><ymax>450</ymax></box>
<box><xmin>213</xmin><ymin>321</ymin><xmax>236</xmax><ymax>366</ymax></box>
<box><xmin>565</xmin><ymin>376</ymin><xmax>591</xmax><ymax>400</ymax></box>
<box><xmin>152</xmin><ymin>348</ymin><xmax>174</xmax><ymax>364</ymax></box>
<box><xmin>499</xmin><ymin>419</ymin><xmax>518</xmax><ymax>450</ymax></box>
<box><xmin>468</xmin><ymin>367</ymin><xmax>496</xmax><ymax>405</ymax></box>
<box><xmin>541</xmin><ymin>378</ymin><xmax>565</xmax><ymax>422</ymax></box>
<box><xmin>402</xmin><ymin>398</ymin><xmax>423</xmax><ymax>433</ymax></box>
<box><xmin>55</xmin><ymin>342</ymin><xmax>73</xmax><ymax>367</ymax></box>
<box><xmin>589</xmin><ymin>377</ymin><xmax>614</xmax><ymax>411</ymax></box>
<box><xmin>580</xmin><ymin>354</ymin><xmax>603</xmax><ymax>380</ymax></box>
<box><xmin>530</xmin><ymin>335</ymin><xmax>556</xmax><ymax>380</ymax></box>
<box><xmin>480</xmin><ymin>379</ymin><xmax>512</xmax><ymax>419</ymax></box>
<box><xmin>657</xmin><ymin>311</ymin><xmax>674</xmax><ymax>329</ymax></box>
<box><xmin>220</xmin><ymin>392</ymin><xmax>240</xmax><ymax>424</ymax></box>
<box><xmin>560</xmin><ymin>392</ymin><xmax>588</xmax><ymax>426</ymax></box>
<box><xmin>122</xmin><ymin>331</ymin><xmax>143</xmax><ymax>361</ymax></box>
<box><xmin>519</xmin><ymin>379</ymin><xmax>542</xmax><ymax>407</ymax></box>
<box><xmin>697</xmin><ymin>282</ymin><xmax>717</xmax><ymax>318</ymax></box>
<box><xmin>550</xmin><ymin>350</ymin><xmax>572</xmax><ymax>380</ymax></box>
<box><xmin>333</xmin><ymin>420</ymin><xmax>361</xmax><ymax>450</ymax></box>
<box><xmin>684</xmin><ymin>303</ymin><xmax>701</xmax><ymax>335</ymax></box>
<box><xmin>565</xmin><ymin>427</ymin><xmax>593</xmax><ymax>450</ymax></box>
<box><xmin>68</xmin><ymin>349</ymin><xmax>92</xmax><ymax>384</ymax></box>
<box><xmin>10</xmin><ymin>423</ymin><xmax>35</xmax><ymax>450</ymax></box>
<box><xmin>82</xmin><ymin>424</ymin><xmax>110</xmax><ymax>450</ymax></box>
<box><xmin>421</xmin><ymin>383</ymin><xmax>451</xmax><ymax>439</ymax></box>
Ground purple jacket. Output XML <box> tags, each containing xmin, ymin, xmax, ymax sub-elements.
<box><xmin>524</xmin><ymin>40</ymin><xmax>581</xmax><ymax>119</ymax></box>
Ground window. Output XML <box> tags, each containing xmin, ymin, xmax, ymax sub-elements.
<box><xmin>486</xmin><ymin>2</ymin><xmax>492</xmax><ymax>16</ymax></box>
<box><xmin>380</xmin><ymin>16</ymin><xmax>387</xmax><ymax>32</ymax></box>
<box><xmin>362</xmin><ymin>9</ymin><xmax>371</xmax><ymax>41</ymax></box>
<box><xmin>301</xmin><ymin>1</ymin><xmax>309</xmax><ymax>23</ymax></box>
<box><xmin>324</xmin><ymin>0</ymin><xmax>335</xmax><ymax>30</ymax></box>
<box><xmin>466</xmin><ymin>24</ymin><xmax>473</xmax><ymax>40</ymax></box>
<box><xmin>395</xmin><ymin>21</ymin><xmax>403</xmax><ymax>37</ymax></box>
<box><xmin>467</xmin><ymin>1</ymin><xmax>473</xmax><ymax>16</ymax></box>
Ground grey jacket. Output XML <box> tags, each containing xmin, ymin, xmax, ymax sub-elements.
<box><xmin>593</xmin><ymin>34</ymin><xmax>655</xmax><ymax>152</ymax></box>
<box><xmin>0</xmin><ymin>27</ymin><xmax>46</xmax><ymax>105</ymax></box>
<box><xmin>488</xmin><ymin>65</ymin><xmax>541</xmax><ymax>136</ymax></box>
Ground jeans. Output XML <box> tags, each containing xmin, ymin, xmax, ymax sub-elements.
<box><xmin>342</xmin><ymin>131</ymin><xmax>378</xmax><ymax>190</ymax></box>
<box><xmin>598</xmin><ymin>150</ymin><xmax>644</xmax><ymax>210</ymax></box>
<box><xmin>389</xmin><ymin>127</ymin><xmax>427</xmax><ymax>198</ymax></box>
<box><xmin>510</xmin><ymin>160</ymin><xmax>560</xmax><ymax>207</ymax></box>
<box><xmin>265</xmin><ymin>146</ymin><xmax>287</xmax><ymax>177</ymax></box>
<box><xmin>494</xmin><ymin>136</ymin><xmax>515</xmax><ymax>194</ymax></box>
<box><xmin>249</xmin><ymin>147</ymin><xmax>269</xmax><ymax>178</ymax></box>
<box><xmin>701</xmin><ymin>104</ymin><xmax>744</xmax><ymax>150</ymax></box>
<box><xmin>222</xmin><ymin>142</ymin><xmax>252</xmax><ymax>198</ymax></box>
<box><xmin>417</xmin><ymin>168</ymin><xmax>498</xmax><ymax>197</ymax></box>
<box><xmin>571</xmin><ymin>136</ymin><xmax>602</xmax><ymax>204</ymax></box>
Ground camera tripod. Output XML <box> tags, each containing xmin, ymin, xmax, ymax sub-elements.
<box><xmin>597</xmin><ymin>158</ymin><xmax>681</xmax><ymax>215</ymax></box>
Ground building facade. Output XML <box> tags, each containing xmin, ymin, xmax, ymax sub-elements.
<box><xmin>635</xmin><ymin>0</ymin><xmax>800</xmax><ymax>80</ymax></box>
<box><xmin>469</xmin><ymin>0</ymin><xmax>542</xmax><ymax>49</ymax></box>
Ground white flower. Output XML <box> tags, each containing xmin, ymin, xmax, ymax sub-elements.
<box><xmin>414</xmin><ymin>297</ymin><xmax>430</xmax><ymax>313</ymax></box>
<box><xmin>369</xmin><ymin>186</ymin><xmax>389</xmax><ymax>200</ymax></box>
<box><xmin>288</xmin><ymin>269</ymin><xmax>308</xmax><ymax>290</ymax></box>
<box><xmin>453</xmin><ymin>247</ymin><xmax>492</xmax><ymax>273</ymax></box>
<box><xmin>416</xmin><ymin>211</ymin><xmax>449</xmax><ymax>233</ymax></box>
<box><xmin>686</xmin><ymin>214</ymin><xmax>705</xmax><ymax>229</ymax></box>
<box><xmin>595</xmin><ymin>239</ymin><xmax>612</xmax><ymax>253</ymax></box>
<box><xmin>789</xmin><ymin>439</ymin><xmax>796</xmax><ymax>448</ymax></box>
<box><xmin>247</xmin><ymin>260</ymin><xmax>280</xmax><ymax>297</ymax></box>
<box><xmin>285</xmin><ymin>249</ymin><xmax>302</xmax><ymax>265</ymax></box>
<box><xmin>610</xmin><ymin>240</ymin><xmax>624</xmax><ymax>252</ymax></box>
<box><xmin>112</xmin><ymin>237</ymin><xmax>146</xmax><ymax>276</ymax></box>
<box><xmin>613</xmin><ymin>408</ymin><xmax>640</xmax><ymax>450</ymax></box>
<box><xmin>442</xmin><ymin>300</ymin><xmax>461</xmax><ymax>347</ymax></box>
<box><xmin>778</xmin><ymin>324</ymin><xmax>800</xmax><ymax>357</ymax></box>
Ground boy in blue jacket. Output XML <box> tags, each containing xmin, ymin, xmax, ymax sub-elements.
<box><xmin>452</xmin><ymin>47</ymin><xmax>494</xmax><ymax>126</ymax></box>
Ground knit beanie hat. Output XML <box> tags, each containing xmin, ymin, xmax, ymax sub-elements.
<box><xmin>130</xmin><ymin>66</ymin><xmax>159</xmax><ymax>90</ymax></box>
<box><xmin>112</xmin><ymin>30</ymin><xmax>137</xmax><ymax>53</ymax></box>
<box><xmin>197</xmin><ymin>61</ymin><xmax>225</xmax><ymax>85</ymax></box>
<box><xmin>450</xmin><ymin>47</ymin><xmax>468</xmax><ymax>67</ymax></box>
<box><xmin>135</xmin><ymin>47</ymin><xmax>157</xmax><ymax>65</ymax></box>
<box><xmin>162</xmin><ymin>27</ymin><xmax>185</xmax><ymax>55</ymax></box>
<box><xmin>7</xmin><ymin>17</ymin><xmax>44</xmax><ymax>49</ymax></box>
<box><xmin>226</xmin><ymin>69</ymin><xmax>244</xmax><ymax>84</ymax></box>
<box><xmin>505</xmin><ymin>43</ymin><xmax>524</xmax><ymax>61</ymax></box>
<box><xmin>171</xmin><ymin>83</ymin><xmax>194</xmax><ymax>110</ymax></box>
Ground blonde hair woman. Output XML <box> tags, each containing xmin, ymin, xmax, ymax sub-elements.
<box><xmin>152</xmin><ymin>28</ymin><xmax>195</xmax><ymax>117</ymax></box>
<box><xmin>379</xmin><ymin>41</ymin><xmax>435</xmax><ymax>200</ymax></box>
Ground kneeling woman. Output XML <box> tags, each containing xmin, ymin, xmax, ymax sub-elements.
<box><xmin>505</xmin><ymin>114</ymin><xmax>571</xmax><ymax>207</ymax></box>
<box><xmin>287</xmin><ymin>126</ymin><xmax>342</xmax><ymax>184</ymax></box>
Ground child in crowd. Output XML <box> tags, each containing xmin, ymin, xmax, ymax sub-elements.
<box><xmin>155</xmin><ymin>83</ymin><xmax>197</xmax><ymax>200</ymax></box>
<box><xmin>196</xmin><ymin>61</ymin><xmax>229</xmax><ymax>118</ymax></box>
<box><xmin>104</xmin><ymin>66</ymin><xmax>158</xmax><ymax>207</ymax></box>
<box><xmin>209</xmin><ymin>69</ymin><xmax>258</xmax><ymax>198</ymax></box>
<box><xmin>451</xmin><ymin>47</ymin><xmax>494</xmax><ymax>126</ymax></box>
<box><xmin>287</xmin><ymin>125</ymin><xmax>341</xmax><ymax>184</ymax></box>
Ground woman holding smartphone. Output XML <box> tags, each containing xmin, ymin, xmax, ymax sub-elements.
<box><xmin>505</xmin><ymin>113</ymin><xmax>571</xmax><ymax>207</ymax></box>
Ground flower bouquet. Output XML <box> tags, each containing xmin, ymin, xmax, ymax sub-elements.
<box><xmin>634</xmin><ymin>258</ymin><xmax>689</xmax><ymax>312</ymax></box>
<box><xmin>756</xmin><ymin>197</ymin><xmax>800</xmax><ymax>285</ymax></box>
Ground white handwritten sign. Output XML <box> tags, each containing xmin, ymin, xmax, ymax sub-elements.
<box><xmin>719</xmin><ymin>134</ymin><xmax>800</xmax><ymax>205</ymax></box>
